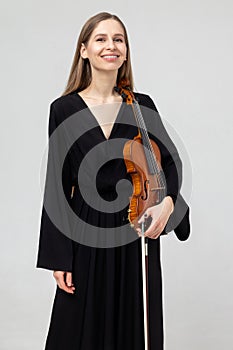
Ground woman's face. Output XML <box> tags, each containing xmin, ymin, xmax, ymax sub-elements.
<box><xmin>80</xmin><ymin>19</ymin><xmax>127</xmax><ymax>73</ymax></box>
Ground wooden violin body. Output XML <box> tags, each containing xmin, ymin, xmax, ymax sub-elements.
<box><xmin>123</xmin><ymin>132</ymin><xmax>164</xmax><ymax>231</ymax></box>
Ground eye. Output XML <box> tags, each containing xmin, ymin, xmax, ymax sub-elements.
<box><xmin>114</xmin><ymin>38</ymin><xmax>123</xmax><ymax>42</ymax></box>
<box><xmin>96</xmin><ymin>37</ymin><xmax>105</xmax><ymax>42</ymax></box>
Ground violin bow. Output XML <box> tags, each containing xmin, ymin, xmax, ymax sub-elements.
<box><xmin>141</xmin><ymin>216</ymin><xmax>150</xmax><ymax>350</ymax></box>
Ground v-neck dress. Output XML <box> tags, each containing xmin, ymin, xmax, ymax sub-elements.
<box><xmin>36</xmin><ymin>90</ymin><xmax>187</xmax><ymax>350</ymax></box>
<box><xmin>77</xmin><ymin>93</ymin><xmax>124</xmax><ymax>141</ymax></box>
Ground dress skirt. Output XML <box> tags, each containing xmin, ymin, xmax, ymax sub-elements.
<box><xmin>44</xmin><ymin>238</ymin><xmax>163</xmax><ymax>350</ymax></box>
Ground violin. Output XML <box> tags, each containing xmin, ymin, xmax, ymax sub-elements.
<box><xmin>115</xmin><ymin>79</ymin><xmax>167</xmax><ymax>232</ymax></box>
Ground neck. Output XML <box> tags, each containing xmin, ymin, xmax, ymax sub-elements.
<box><xmin>82</xmin><ymin>70</ymin><xmax>120</xmax><ymax>103</ymax></box>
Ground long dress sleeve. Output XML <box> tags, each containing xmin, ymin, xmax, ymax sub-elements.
<box><xmin>139</xmin><ymin>94</ymin><xmax>191</xmax><ymax>241</ymax></box>
<box><xmin>36</xmin><ymin>102</ymin><xmax>74</xmax><ymax>271</ymax></box>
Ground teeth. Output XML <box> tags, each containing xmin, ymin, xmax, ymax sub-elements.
<box><xmin>102</xmin><ymin>55</ymin><xmax>118</xmax><ymax>58</ymax></box>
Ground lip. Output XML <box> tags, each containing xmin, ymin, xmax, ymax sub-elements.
<box><xmin>101</xmin><ymin>54</ymin><xmax>120</xmax><ymax>57</ymax></box>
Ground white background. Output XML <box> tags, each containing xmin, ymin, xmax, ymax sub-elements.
<box><xmin>1</xmin><ymin>0</ymin><xmax>232</xmax><ymax>349</ymax></box>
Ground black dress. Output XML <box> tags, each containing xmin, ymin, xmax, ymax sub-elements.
<box><xmin>36</xmin><ymin>91</ymin><xmax>190</xmax><ymax>350</ymax></box>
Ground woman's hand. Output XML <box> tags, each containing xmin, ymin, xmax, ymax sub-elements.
<box><xmin>136</xmin><ymin>196</ymin><xmax>174</xmax><ymax>239</ymax></box>
<box><xmin>53</xmin><ymin>271</ymin><xmax>76</xmax><ymax>294</ymax></box>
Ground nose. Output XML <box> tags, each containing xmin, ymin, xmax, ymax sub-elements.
<box><xmin>106</xmin><ymin>38</ymin><xmax>116</xmax><ymax>50</ymax></box>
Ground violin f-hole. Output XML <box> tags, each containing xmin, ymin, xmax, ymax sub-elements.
<box><xmin>141</xmin><ymin>179</ymin><xmax>149</xmax><ymax>200</ymax></box>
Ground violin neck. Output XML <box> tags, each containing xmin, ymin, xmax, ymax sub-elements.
<box><xmin>132</xmin><ymin>101</ymin><xmax>156</xmax><ymax>172</ymax></box>
<box><xmin>132</xmin><ymin>100</ymin><xmax>166</xmax><ymax>190</ymax></box>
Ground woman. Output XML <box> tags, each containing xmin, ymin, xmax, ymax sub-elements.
<box><xmin>36</xmin><ymin>11</ymin><xmax>190</xmax><ymax>350</ymax></box>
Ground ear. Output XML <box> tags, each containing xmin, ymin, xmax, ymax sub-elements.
<box><xmin>80</xmin><ymin>43</ymin><xmax>88</xmax><ymax>59</ymax></box>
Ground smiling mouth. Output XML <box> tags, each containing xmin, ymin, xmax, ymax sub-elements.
<box><xmin>101</xmin><ymin>55</ymin><xmax>120</xmax><ymax>59</ymax></box>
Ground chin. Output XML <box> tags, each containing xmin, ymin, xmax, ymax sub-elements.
<box><xmin>96</xmin><ymin>65</ymin><xmax>122</xmax><ymax>72</ymax></box>
<box><xmin>105</xmin><ymin>62</ymin><xmax>124</xmax><ymax>69</ymax></box>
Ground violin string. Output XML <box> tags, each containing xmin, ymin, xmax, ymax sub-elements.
<box><xmin>138</xmin><ymin>102</ymin><xmax>166</xmax><ymax>190</ymax></box>
<box><xmin>133</xmin><ymin>102</ymin><xmax>163</xmax><ymax>178</ymax></box>
<box><xmin>132</xmin><ymin>102</ymin><xmax>159</xmax><ymax>174</ymax></box>
<box><xmin>132</xmin><ymin>101</ymin><xmax>166</xmax><ymax>189</ymax></box>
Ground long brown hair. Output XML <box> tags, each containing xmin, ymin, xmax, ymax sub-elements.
<box><xmin>61</xmin><ymin>12</ymin><xmax>134</xmax><ymax>96</ymax></box>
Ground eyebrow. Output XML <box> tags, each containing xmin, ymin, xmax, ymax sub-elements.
<box><xmin>94</xmin><ymin>33</ymin><xmax>125</xmax><ymax>38</ymax></box>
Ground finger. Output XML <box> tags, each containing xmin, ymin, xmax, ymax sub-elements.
<box><xmin>148</xmin><ymin>223</ymin><xmax>165</xmax><ymax>239</ymax></box>
<box><xmin>66</xmin><ymin>272</ymin><xmax>73</xmax><ymax>287</ymax></box>
<box><xmin>54</xmin><ymin>271</ymin><xmax>75</xmax><ymax>294</ymax></box>
<box><xmin>150</xmin><ymin>232</ymin><xmax>161</xmax><ymax>239</ymax></box>
<box><xmin>64</xmin><ymin>272</ymin><xmax>76</xmax><ymax>292</ymax></box>
<box><xmin>135</xmin><ymin>229</ymin><xmax>142</xmax><ymax>238</ymax></box>
<box><xmin>153</xmin><ymin>229</ymin><xmax>163</xmax><ymax>239</ymax></box>
<box><xmin>58</xmin><ymin>276</ymin><xmax>75</xmax><ymax>294</ymax></box>
<box><xmin>143</xmin><ymin>222</ymin><xmax>158</xmax><ymax>237</ymax></box>
<box><xmin>145</xmin><ymin>228</ymin><xmax>159</xmax><ymax>239</ymax></box>
<box><xmin>138</xmin><ymin>212</ymin><xmax>148</xmax><ymax>224</ymax></box>
<box><xmin>145</xmin><ymin>223</ymin><xmax>162</xmax><ymax>238</ymax></box>
<box><xmin>144</xmin><ymin>214</ymin><xmax>163</xmax><ymax>236</ymax></box>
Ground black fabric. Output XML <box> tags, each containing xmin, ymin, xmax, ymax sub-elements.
<box><xmin>36</xmin><ymin>91</ymin><xmax>191</xmax><ymax>350</ymax></box>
